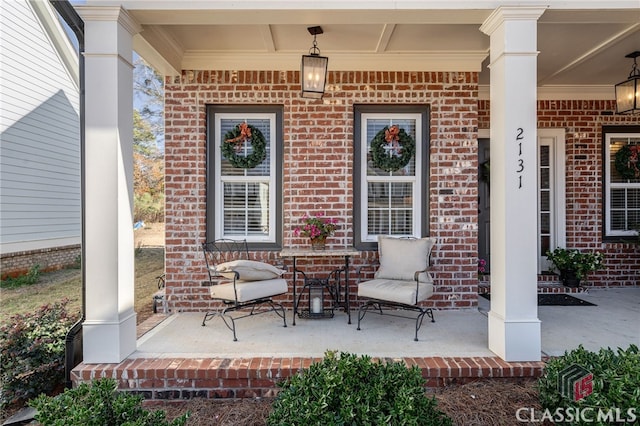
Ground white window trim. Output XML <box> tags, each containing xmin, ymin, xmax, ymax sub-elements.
<box><xmin>214</xmin><ymin>113</ymin><xmax>277</xmax><ymax>242</ymax></box>
<box><xmin>604</xmin><ymin>131</ymin><xmax>640</xmax><ymax>237</ymax></box>
<box><xmin>359</xmin><ymin>113</ymin><xmax>423</xmax><ymax>242</ymax></box>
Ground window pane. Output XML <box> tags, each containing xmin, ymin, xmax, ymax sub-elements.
<box><xmin>540</xmin><ymin>236</ymin><xmax>550</xmax><ymax>256</ymax></box>
<box><xmin>611</xmin><ymin>188</ymin><xmax>626</xmax><ymax>208</ymax></box>
<box><xmin>610</xmin><ymin>210</ymin><xmax>627</xmax><ymax>231</ymax></box>
<box><xmin>540</xmin><ymin>190</ymin><xmax>550</xmax><ymax>211</ymax></box>
<box><xmin>609</xmin><ymin>138</ymin><xmax>640</xmax><ymax>184</ymax></box>
<box><xmin>223</xmin><ymin>182</ymin><xmax>269</xmax><ymax>236</ymax></box>
<box><xmin>366</xmin><ymin>119</ymin><xmax>416</xmax><ymax>176</ymax></box>
<box><xmin>629</xmin><ymin>188</ymin><xmax>640</xmax><ymax>208</ymax></box>
<box><xmin>390</xmin><ymin>210</ymin><xmax>413</xmax><ymax>234</ymax></box>
<box><xmin>539</xmin><ymin>146</ymin><xmax>549</xmax><ymax>167</ymax></box>
<box><xmin>540</xmin><ymin>212</ymin><xmax>550</xmax><ymax>234</ymax></box>
<box><xmin>540</xmin><ymin>168</ymin><xmax>549</xmax><ymax>189</ymax></box>
<box><xmin>367</xmin><ymin>182</ymin><xmax>413</xmax><ymax>236</ymax></box>
<box><xmin>220</xmin><ymin>118</ymin><xmax>271</xmax><ymax>177</ymax></box>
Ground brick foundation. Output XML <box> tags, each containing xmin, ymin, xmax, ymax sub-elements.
<box><xmin>0</xmin><ymin>244</ymin><xmax>81</xmax><ymax>279</ymax></box>
<box><xmin>71</xmin><ymin>354</ymin><xmax>545</xmax><ymax>400</ymax></box>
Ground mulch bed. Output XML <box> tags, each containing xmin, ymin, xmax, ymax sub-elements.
<box><xmin>157</xmin><ymin>378</ymin><xmax>547</xmax><ymax>426</ymax></box>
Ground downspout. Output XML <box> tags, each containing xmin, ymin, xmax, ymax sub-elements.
<box><xmin>49</xmin><ymin>0</ymin><xmax>85</xmax><ymax>389</ymax></box>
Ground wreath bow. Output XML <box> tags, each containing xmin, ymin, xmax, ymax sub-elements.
<box><xmin>225</xmin><ymin>122</ymin><xmax>253</xmax><ymax>152</ymax></box>
<box><xmin>627</xmin><ymin>146</ymin><xmax>639</xmax><ymax>178</ymax></box>
<box><xmin>384</xmin><ymin>125</ymin><xmax>402</xmax><ymax>155</ymax></box>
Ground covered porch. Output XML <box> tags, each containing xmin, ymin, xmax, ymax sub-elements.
<box><xmin>69</xmin><ymin>0</ymin><xmax>640</xmax><ymax>385</ymax></box>
<box><xmin>71</xmin><ymin>287</ymin><xmax>640</xmax><ymax>399</ymax></box>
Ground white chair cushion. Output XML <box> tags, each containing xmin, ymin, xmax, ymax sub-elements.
<box><xmin>214</xmin><ymin>260</ymin><xmax>285</xmax><ymax>282</ymax></box>
<box><xmin>374</xmin><ymin>236</ymin><xmax>436</xmax><ymax>283</ymax></box>
<box><xmin>210</xmin><ymin>278</ymin><xmax>288</xmax><ymax>303</ymax></box>
<box><xmin>358</xmin><ymin>278</ymin><xmax>434</xmax><ymax>306</ymax></box>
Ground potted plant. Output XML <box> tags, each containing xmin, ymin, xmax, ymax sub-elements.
<box><xmin>293</xmin><ymin>212</ymin><xmax>338</xmax><ymax>250</ymax></box>
<box><xmin>545</xmin><ymin>247</ymin><xmax>605</xmax><ymax>287</ymax></box>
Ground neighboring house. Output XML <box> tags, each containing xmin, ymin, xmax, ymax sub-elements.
<box><xmin>72</xmin><ymin>1</ymin><xmax>639</xmax><ymax>365</ymax></box>
<box><xmin>0</xmin><ymin>0</ymin><xmax>81</xmax><ymax>278</ymax></box>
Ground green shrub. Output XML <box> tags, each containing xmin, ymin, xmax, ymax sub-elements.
<box><xmin>29</xmin><ymin>378</ymin><xmax>189</xmax><ymax>426</ymax></box>
<box><xmin>267</xmin><ymin>351</ymin><xmax>452</xmax><ymax>426</ymax></box>
<box><xmin>537</xmin><ymin>344</ymin><xmax>640</xmax><ymax>425</ymax></box>
<box><xmin>0</xmin><ymin>264</ymin><xmax>40</xmax><ymax>289</ymax></box>
<box><xmin>0</xmin><ymin>298</ymin><xmax>78</xmax><ymax>408</ymax></box>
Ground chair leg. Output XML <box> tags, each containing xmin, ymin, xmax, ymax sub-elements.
<box><xmin>357</xmin><ymin>300</ymin><xmax>435</xmax><ymax>341</ymax></box>
<box><xmin>202</xmin><ymin>298</ymin><xmax>287</xmax><ymax>341</ymax></box>
<box><xmin>201</xmin><ymin>310</ymin><xmax>238</xmax><ymax>341</ymax></box>
<box><xmin>269</xmin><ymin>301</ymin><xmax>288</xmax><ymax>328</ymax></box>
<box><xmin>356</xmin><ymin>301</ymin><xmax>377</xmax><ymax>331</ymax></box>
<box><xmin>413</xmin><ymin>307</ymin><xmax>435</xmax><ymax>341</ymax></box>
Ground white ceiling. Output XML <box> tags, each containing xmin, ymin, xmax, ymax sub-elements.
<box><xmin>81</xmin><ymin>2</ymin><xmax>640</xmax><ymax>95</ymax></box>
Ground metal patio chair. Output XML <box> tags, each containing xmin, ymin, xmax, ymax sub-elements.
<box><xmin>201</xmin><ymin>239</ymin><xmax>288</xmax><ymax>341</ymax></box>
<box><xmin>356</xmin><ymin>236</ymin><xmax>436</xmax><ymax>341</ymax></box>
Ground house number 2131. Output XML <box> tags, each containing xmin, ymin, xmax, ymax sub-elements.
<box><xmin>516</xmin><ymin>128</ymin><xmax>524</xmax><ymax>189</ymax></box>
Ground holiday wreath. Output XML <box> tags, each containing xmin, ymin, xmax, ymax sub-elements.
<box><xmin>614</xmin><ymin>144</ymin><xmax>640</xmax><ymax>180</ymax></box>
<box><xmin>370</xmin><ymin>125</ymin><xmax>416</xmax><ymax>172</ymax></box>
<box><xmin>221</xmin><ymin>122</ymin><xmax>267</xmax><ymax>169</ymax></box>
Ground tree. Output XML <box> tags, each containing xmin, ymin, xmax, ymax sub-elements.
<box><xmin>133</xmin><ymin>55</ymin><xmax>164</xmax><ymax>152</ymax></box>
<box><xmin>133</xmin><ymin>56</ymin><xmax>164</xmax><ymax>222</ymax></box>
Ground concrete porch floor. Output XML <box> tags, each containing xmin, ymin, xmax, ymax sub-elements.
<box><xmin>135</xmin><ymin>287</ymin><xmax>639</xmax><ymax>359</ymax></box>
<box><xmin>71</xmin><ymin>287</ymin><xmax>639</xmax><ymax>399</ymax></box>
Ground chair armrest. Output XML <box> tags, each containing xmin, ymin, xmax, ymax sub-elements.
<box><xmin>414</xmin><ymin>267</ymin><xmax>430</xmax><ymax>282</ymax></box>
<box><xmin>207</xmin><ymin>267</ymin><xmax>239</xmax><ymax>284</ymax></box>
<box><xmin>356</xmin><ymin>262</ymin><xmax>380</xmax><ymax>283</ymax></box>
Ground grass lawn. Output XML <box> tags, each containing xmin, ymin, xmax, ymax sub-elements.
<box><xmin>0</xmin><ymin>247</ymin><xmax>164</xmax><ymax>327</ymax></box>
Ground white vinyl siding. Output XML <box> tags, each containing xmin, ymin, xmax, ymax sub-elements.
<box><xmin>0</xmin><ymin>0</ymin><xmax>80</xmax><ymax>253</ymax></box>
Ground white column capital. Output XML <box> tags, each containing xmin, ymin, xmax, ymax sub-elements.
<box><xmin>480</xmin><ymin>6</ymin><xmax>547</xmax><ymax>37</ymax></box>
<box><xmin>75</xmin><ymin>5</ymin><xmax>142</xmax><ymax>36</ymax></box>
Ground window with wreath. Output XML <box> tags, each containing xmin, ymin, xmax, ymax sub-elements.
<box><xmin>603</xmin><ymin>126</ymin><xmax>640</xmax><ymax>239</ymax></box>
<box><xmin>353</xmin><ymin>105</ymin><xmax>430</xmax><ymax>250</ymax></box>
<box><xmin>206</xmin><ymin>105</ymin><xmax>283</xmax><ymax>248</ymax></box>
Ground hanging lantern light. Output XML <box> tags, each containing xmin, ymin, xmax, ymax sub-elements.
<box><xmin>301</xmin><ymin>26</ymin><xmax>328</xmax><ymax>99</ymax></box>
<box><xmin>615</xmin><ymin>51</ymin><xmax>640</xmax><ymax>114</ymax></box>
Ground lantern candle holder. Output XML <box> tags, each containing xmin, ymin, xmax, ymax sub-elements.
<box><xmin>301</xmin><ymin>278</ymin><xmax>334</xmax><ymax>319</ymax></box>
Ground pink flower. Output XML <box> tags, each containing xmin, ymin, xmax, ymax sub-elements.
<box><xmin>294</xmin><ymin>213</ymin><xmax>338</xmax><ymax>240</ymax></box>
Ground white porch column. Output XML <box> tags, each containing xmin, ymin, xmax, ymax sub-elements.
<box><xmin>480</xmin><ymin>7</ymin><xmax>544</xmax><ymax>362</ymax></box>
<box><xmin>76</xmin><ymin>6</ymin><xmax>141</xmax><ymax>363</ymax></box>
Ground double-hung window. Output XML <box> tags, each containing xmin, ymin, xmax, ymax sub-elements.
<box><xmin>603</xmin><ymin>126</ymin><xmax>640</xmax><ymax>239</ymax></box>
<box><xmin>354</xmin><ymin>105</ymin><xmax>429</xmax><ymax>250</ymax></box>
<box><xmin>206</xmin><ymin>106</ymin><xmax>283</xmax><ymax>248</ymax></box>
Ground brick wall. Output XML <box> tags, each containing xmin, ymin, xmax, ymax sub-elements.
<box><xmin>1</xmin><ymin>244</ymin><xmax>81</xmax><ymax>279</ymax></box>
<box><xmin>479</xmin><ymin>99</ymin><xmax>640</xmax><ymax>286</ymax></box>
<box><xmin>164</xmin><ymin>71</ymin><xmax>480</xmax><ymax>312</ymax></box>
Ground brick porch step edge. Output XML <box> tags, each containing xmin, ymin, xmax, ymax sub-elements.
<box><xmin>71</xmin><ymin>356</ymin><xmax>546</xmax><ymax>399</ymax></box>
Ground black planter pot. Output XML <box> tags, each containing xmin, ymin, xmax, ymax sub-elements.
<box><xmin>560</xmin><ymin>269</ymin><xmax>581</xmax><ymax>287</ymax></box>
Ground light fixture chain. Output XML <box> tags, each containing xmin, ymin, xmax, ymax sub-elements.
<box><xmin>630</xmin><ymin>57</ymin><xmax>639</xmax><ymax>78</ymax></box>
